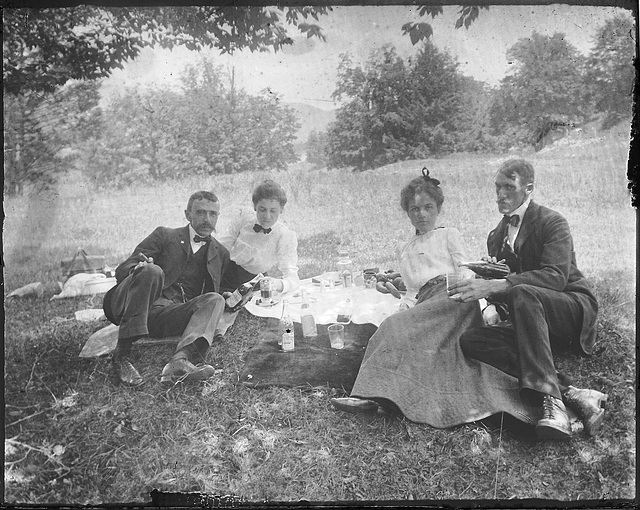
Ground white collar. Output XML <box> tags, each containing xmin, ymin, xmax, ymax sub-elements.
<box><xmin>509</xmin><ymin>197</ymin><xmax>531</xmax><ymax>221</ymax></box>
<box><xmin>189</xmin><ymin>224</ymin><xmax>204</xmax><ymax>243</ymax></box>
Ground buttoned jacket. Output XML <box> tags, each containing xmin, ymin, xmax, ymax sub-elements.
<box><xmin>487</xmin><ymin>201</ymin><xmax>598</xmax><ymax>354</ymax></box>
<box><xmin>115</xmin><ymin>225</ymin><xmax>230</xmax><ymax>294</ymax></box>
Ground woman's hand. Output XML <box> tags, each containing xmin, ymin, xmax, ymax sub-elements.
<box><xmin>482</xmin><ymin>304</ymin><xmax>501</xmax><ymax>325</ymax></box>
<box><xmin>398</xmin><ymin>302</ymin><xmax>411</xmax><ymax>313</ymax></box>
<box><xmin>448</xmin><ymin>278</ymin><xmax>510</xmax><ymax>302</ymax></box>
<box><xmin>261</xmin><ymin>277</ymin><xmax>284</xmax><ymax>293</ymax></box>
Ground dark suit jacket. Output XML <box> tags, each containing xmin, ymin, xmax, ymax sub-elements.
<box><xmin>488</xmin><ymin>201</ymin><xmax>598</xmax><ymax>355</ymax></box>
<box><xmin>114</xmin><ymin>225</ymin><xmax>230</xmax><ymax>294</ymax></box>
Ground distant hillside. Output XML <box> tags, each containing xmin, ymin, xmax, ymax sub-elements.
<box><xmin>286</xmin><ymin>102</ymin><xmax>336</xmax><ymax>143</ymax></box>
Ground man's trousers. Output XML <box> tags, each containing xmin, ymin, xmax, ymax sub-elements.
<box><xmin>107</xmin><ymin>264</ymin><xmax>225</xmax><ymax>352</ymax></box>
<box><xmin>460</xmin><ymin>284</ymin><xmax>583</xmax><ymax>401</ymax></box>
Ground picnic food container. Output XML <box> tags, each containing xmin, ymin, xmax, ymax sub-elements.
<box><xmin>336</xmin><ymin>250</ymin><xmax>353</xmax><ymax>287</ymax></box>
<box><xmin>300</xmin><ymin>289</ymin><xmax>318</xmax><ymax>338</ymax></box>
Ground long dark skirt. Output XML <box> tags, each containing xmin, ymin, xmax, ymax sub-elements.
<box><xmin>350</xmin><ymin>282</ymin><xmax>538</xmax><ymax>427</ymax></box>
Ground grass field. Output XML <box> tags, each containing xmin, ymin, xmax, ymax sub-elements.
<box><xmin>4</xmin><ymin>124</ymin><xmax>636</xmax><ymax>504</ymax></box>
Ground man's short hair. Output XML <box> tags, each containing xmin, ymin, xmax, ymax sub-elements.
<box><xmin>186</xmin><ymin>191</ymin><xmax>219</xmax><ymax>212</ymax></box>
<box><xmin>252</xmin><ymin>180</ymin><xmax>288</xmax><ymax>207</ymax></box>
<box><xmin>498</xmin><ymin>159</ymin><xmax>535</xmax><ymax>185</ymax></box>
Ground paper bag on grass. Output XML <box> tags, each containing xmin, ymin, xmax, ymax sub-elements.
<box><xmin>7</xmin><ymin>282</ymin><xmax>44</xmax><ymax>299</ymax></box>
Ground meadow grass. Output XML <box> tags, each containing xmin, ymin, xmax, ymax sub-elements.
<box><xmin>4</xmin><ymin>125</ymin><xmax>636</xmax><ymax>504</ymax></box>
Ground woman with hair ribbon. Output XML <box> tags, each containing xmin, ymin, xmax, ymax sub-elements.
<box><xmin>332</xmin><ymin>169</ymin><xmax>538</xmax><ymax>427</ymax></box>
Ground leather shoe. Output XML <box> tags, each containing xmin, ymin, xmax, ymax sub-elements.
<box><xmin>536</xmin><ymin>394</ymin><xmax>571</xmax><ymax>440</ymax></box>
<box><xmin>330</xmin><ymin>397</ymin><xmax>379</xmax><ymax>414</ymax></box>
<box><xmin>160</xmin><ymin>358</ymin><xmax>215</xmax><ymax>386</ymax></box>
<box><xmin>563</xmin><ymin>386</ymin><xmax>608</xmax><ymax>436</ymax></box>
<box><xmin>112</xmin><ymin>357</ymin><xmax>143</xmax><ymax>387</ymax></box>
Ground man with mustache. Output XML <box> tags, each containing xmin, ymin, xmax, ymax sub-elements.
<box><xmin>103</xmin><ymin>190</ymin><xmax>230</xmax><ymax>387</ymax></box>
<box><xmin>450</xmin><ymin>159</ymin><xmax>605</xmax><ymax>440</ymax></box>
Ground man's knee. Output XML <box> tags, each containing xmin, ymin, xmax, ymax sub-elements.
<box><xmin>193</xmin><ymin>292</ymin><xmax>225</xmax><ymax>311</ymax></box>
<box><xmin>506</xmin><ymin>284</ymin><xmax>541</xmax><ymax>309</ymax></box>
<box><xmin>134</xmin><ymin>263</ymin><xmax>164</xmax><ymax>283</ymax></box>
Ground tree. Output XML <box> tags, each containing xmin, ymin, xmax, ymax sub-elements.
<box><xmin>306</xmin><ymin>130</ymin><xmax>329</xmax><ymax>168</ymax></box>
<box><xmin>81</xmin><ymin>57</ymin><xmax>299</xmax><ymax>187</ymax></box>
<box><xmin>584</xmin><ymin>13</ymin><xmax>636</xmax><ymax>129</ymax></box>
<box><xmin>4</xmin><ymin>81</ymin><xmax>102</xmax><ymax>195</ymax></box>
<box><xmin>487</xmin><ymin>31</ymin><xmax>589</xmax><ymax>149</ymax></box>
<box><xmin>3</xmin><ymin>6</ymin><xmax>330</xmax><ymax>96</ymax></box>
<box><xmin>326</xmin><ymin>42</ymin><xmax>468</xmax><ymax>170</ymax></box>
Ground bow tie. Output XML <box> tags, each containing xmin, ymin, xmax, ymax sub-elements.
<box><xmin>505</xmin><ymin>214</ymin><xmax>520</xmax><ymax>227</ymax></box>
<box><xmin>193</xmin><ymin>235</ymin><xmax>212</xmax><ymax>244</ymax></box>
<box><xmin>253</xmin><ymin>224</ymin><xmax>272</xmax><ymax>234</ymax></box>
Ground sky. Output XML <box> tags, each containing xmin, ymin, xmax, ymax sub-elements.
<box><xmin>101</xmin><ymin>4</ymin><xmax>631</xmax><ymax>110</ymax></box>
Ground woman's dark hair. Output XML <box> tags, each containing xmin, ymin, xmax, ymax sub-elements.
<box><xmin>400</xmin><ymin>167</ymin><xmax>444</xmax><ymax>212</ymax></box>
<box><xmin>252</xmin><ymin>179</ymin><xmax>288</xmax><ymax>207</ymax></box>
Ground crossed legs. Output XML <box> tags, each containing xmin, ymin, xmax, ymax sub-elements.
<box><xmin>460</xmin><ymin>284</ymin><xmax>605</xmax><ymax>438</ymax></box>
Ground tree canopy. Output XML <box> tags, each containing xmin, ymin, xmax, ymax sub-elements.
<box><xmin>584</xmin><ymin>12</ymin><xmax>636</xmax><ymax>129</ymax></box>
<box><xmin>326</xmin><ymin>42</ymin><xmax>470</xmax><ymax>170</ymax></box>
<box><xmin>3</xmin><ymin>6</ymin><xmax>330</xmax><ymax>95</ymax></box>
<box><xmin>487</xmin><ymin>31</ymin><xmax>590</xmax><ymax>149</ymax></box>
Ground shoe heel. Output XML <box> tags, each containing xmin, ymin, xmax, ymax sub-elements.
<box><xmin>585</xmin><ymin>408</ymin><xmax>605</xmax><ymax>436</ymax></box>
<box><xmin>598</xmin><ymin>393</ymin><xmax>608</xmax><ymax>408</ymax></box>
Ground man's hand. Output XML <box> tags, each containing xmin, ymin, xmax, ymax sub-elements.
<box><xmin>448</xmin><ymin>277</ymin><xmax>510</xmax><ymax>303</ymax></box>
<box><xmin>131</xmin><ymin>253</ymin><xmax>154</xmax><ymax>276</ymax></box>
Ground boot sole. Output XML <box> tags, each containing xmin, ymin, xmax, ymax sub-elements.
<box><xmin>330</xmin><ymin>398</ymin><xmax>379</xmax><ymax>414</ymax></box>
<box><xmin>536</xmin><ymin>422</ymin><xmax>572</xmax><ymax>440</ymax></box>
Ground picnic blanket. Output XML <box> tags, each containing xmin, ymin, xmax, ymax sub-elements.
<box><xmin>240</xmin><ymin>278</ymin><xmax>540</xmax><ymax>428</ymax></box>
<box><xmin>239</xmin><ymin>321</ymin><xmax>377</xmax><ymax>391</ymax></box>
<box><xmin>239</xmin><ymin>281</ymin><xmax>400</xmax><ymax>390</ymax></box>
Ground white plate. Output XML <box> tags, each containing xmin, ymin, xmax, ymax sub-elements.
<box><xmin>255</xmin><ymin>297</ymin><xmax>279</xmax><ymax>307</ymax></box>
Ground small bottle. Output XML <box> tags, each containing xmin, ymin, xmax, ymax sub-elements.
<box><xmin>336</xmin><ymin>249</ymin><xmax>353</xmax><ymax>287</ymax></box>
<box><xmin>280</xmin><ymin>299</ymin><xmax>295</xmax><ymax>351</ymax></box>
<box><xmin>300</xmin><ymin>289</ymin><xmax>318</xmax><ymax>338</ymax></box>
<box><xmin>336</xmin><ymin>297</ymin><xmax>353</xmax><ymax>324</ymax></box>
<box><xmin>226</xmin><ymin>273</ymin><xmax>263</xmax><ymax>312</ymax></box>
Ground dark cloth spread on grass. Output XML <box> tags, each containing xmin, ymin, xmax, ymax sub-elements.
<box><xmin>239</xmin><ymin>321</ymin><xmax>377</xmax><ymax>392</ymax></box>
<box><xmin>239</xmin><ymin>282</ymin><xmax>539</xmax><ymax>428</ymax></box>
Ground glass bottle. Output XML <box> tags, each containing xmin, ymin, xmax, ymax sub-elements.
<box><xmin>280</xmin><ymin>299</ymin><xmax>295</xmax><ymax>351</ymax></box>
<box><xmin>336</xmin><ymin>297</ymin><xmax>353</xmax><ymax>324</ymax></box>
<box><xmin>226</xmin><ymin>273</ymin><xmax>263</xmax><ymax>312</ymax></box>
<box><xmin>300</xmin><ymin>289</ymin><xmax>318</xmax><ymax>338</ymax></box>
<box><xmin>336</xmin><ymin>249</ymin><xmax>353</xmax><ymax>287</ymax></box>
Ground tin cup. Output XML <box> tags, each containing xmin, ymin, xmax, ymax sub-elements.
<box><xmin>364</xmin><ymin>270</ymin><xmax>377</xmax><ymax>289</ymax></box>
<box><xmin>446</xmin><ymin>272</ymin><xmax>471</xmax><ymax>300</ymax></box>
<box><xmin>328</xmin><ymin>323</ymin><xmax>345</xmax><ymax>349</ymax></box>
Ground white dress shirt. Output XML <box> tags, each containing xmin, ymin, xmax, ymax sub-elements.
<box><xmin>396</xmin><ymin>227</ymin><xmax>472</xmax><ymax>307</ymax></box>
<box><xmin>218</xmin><ymin>208</ymin><xmax>300</xmax><ymax>293</ymax></box>
<box><xmin>506</xmin><ymin>197</ymin><xmax>531</xmax><ymax>247</ymax></box>
<box><xmin>189</xmin><ymin>225</ymin><xmax>208</xmax><ymax>254</ymax></box>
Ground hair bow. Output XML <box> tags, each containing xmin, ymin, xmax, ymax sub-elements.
<box><xmin>421</xmin><ymin>167</ymin><xmax>440</xmax><ymax>186</ymax></box>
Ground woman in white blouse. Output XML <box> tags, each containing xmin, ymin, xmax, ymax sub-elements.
<box><xmin>218</xmin><ymin>180</ymin><xmax>300</xmax><ymax>294</ymax></box>
<box><xmin>331</xmin><ymin>169</ymin><xmax>538</xmax><ymax>429</ymax></box>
